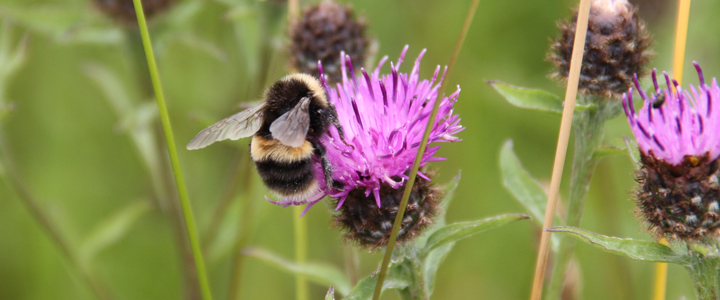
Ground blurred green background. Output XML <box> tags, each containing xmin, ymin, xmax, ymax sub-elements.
<box><xmin>1</xmin><ymin>0</ymin><xmax>720</xmax><ymax>299</ymax></box>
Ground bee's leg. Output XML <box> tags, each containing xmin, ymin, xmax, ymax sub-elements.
<box><xmin>311</xmin><ymin>140</ymin><xmax>344</xmax><ymax>190</ymax></box>
<box><xmin>328</xmin><ymin>102</ymin><xmax>353</xmax><ymax>148</ymax></box>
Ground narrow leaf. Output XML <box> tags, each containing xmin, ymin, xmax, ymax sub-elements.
<box><xmin>244</xmin><ymin>247</ymin><xmax>351</xmax><ymax>296</ymax></box>
<box><xmin>423</xmin><ymin>214</ymin><xmax>529</xmax><ymax>254</ymax></box>
<box><xmin>170</xmin><ymin>34</ymin><xmax>228</xmax><ymax>61</ymax></box>
<box><xmin>59</xmin><ymin>27</ymin><xmax>124</xmax><ymax>45</ymax></box>
<box><xmin>83</xmin><ymin>63</ymin><xmax>135</xmax><ymax>117</ymax></box>
<box><xmin>326</xmin><ymin>286</ymin><xmax>335</xmax><ymax>300</ymax></box>
<box><xmin>343</xmin><ymin>263</ymin><xmax>411</xmax><ymax>300</ymax></box>
<box><xmin>423</xmin><ymin>242</ymin><xmax>454</xmax><ymax>296</ymax></box>
<box><xmin>488</xmin><ymin>80</ymin><xmax>563</xmax><ymax>114</ymax></box>
<box><xmin>548</xmin><ymin>226</ymin><xmax>689</xmax><ymax>264</ymax></box>
<box><xmin>623</xmin><ymin>136</ymin><xmax>641</xmax><ymax>169</ymax></box>
<box><xmin>79</xmin><ymin>201</ymin><xmax>151</xmax><ymax>268</ymax></box>
<box><xmin>0</xmin><ymin>5</ymin><xmax>84</xmax><ymax>37</ymax></box>
<box><xmin>0</xmin><ymin>24</ymin><xmax>29</xmax><ymax>79</ymax></box>
<box><xmin>499</xmin><ymin>140</ymin><xmax>561</xmax><ymax>251</ymax></box>
<box><xmin>158</xmin><ymin>0</ymin><xmax>203</xmax><ymax>29</ymax></box>
<box><xmin>591</xmin><ymin>145</ymin><xmax>627</xmax><ymax>161</ymax></box>
<box><xmin>574</xmin><ymin>103</ymin><xmax>598</xmax><ymax>112</ymax></box>
<box><xmin>439</xmin><ymin>172</ymin><xmax>461</xmax><ymax>216</ymax></box>
<box><xmin>499</xmin><ymin>140</ymin><xmax>549</xmax><ymax>223</ymax></box>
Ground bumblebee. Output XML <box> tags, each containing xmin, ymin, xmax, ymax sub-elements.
<box><xmin>187</xmin><ymin>74</ymin><xmax>346</xmax><ymax>200</ymax></box>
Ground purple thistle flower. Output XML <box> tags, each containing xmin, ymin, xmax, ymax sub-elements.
<box><xmin>321</xmin><ymin>46</ymin><xmax>463</xmax><ymax>208</ymax></box>
<box><xmin>623</xmin><ymin>62</ymin><xmax>720</xmax><ymax>166</ymax></box>
<box><xmin>625</xmin><ymin>62</ymin><xmax>720</xmax><ymax>240</ymax></box>
<box><xmin>268</xmin><ymin>46</ymin><xmax>464</xmax><ymax>215</ymax></box>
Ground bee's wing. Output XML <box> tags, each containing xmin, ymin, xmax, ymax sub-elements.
<box><xmin>269</xmin><ymin>97</ymin><xmax>311</xmax><ymax>148</ymax></box>
<box><xmin>186</xmin><ymin>102</ymin><xmax>265</xmax><ymax>150</ymax></box>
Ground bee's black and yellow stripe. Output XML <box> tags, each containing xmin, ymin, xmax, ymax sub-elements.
<box><xmin>250</xmin><ymin>135</ymin><xmax>319</xmax><ymax>198</ymax></box>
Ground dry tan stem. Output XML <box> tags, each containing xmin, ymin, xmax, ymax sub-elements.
<box><xmin>528</xmin><ymin>1</ymin><xmax>592</xmax><ymax>299</ymax></box>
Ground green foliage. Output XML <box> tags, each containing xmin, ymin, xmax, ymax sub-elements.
<box><xmin>344</xmin><ymin>263</ymin><xmax>412</xmax><ymax>300</ymax></box>
<box><xmin>325</xmin><ymin>286</ymin><xmax>335</xmax><ymax>300</ymax></box>
<box><xmin>244</xmin><ymin>247</ymin><xmax>352</xmax><ymax>296</ymax></box>
<box><xmin>548</xmin><ymin>226</ymin><xmax>689</xmax><ymax>264</ymax></box>
<box><xmin>79</xmin><ymin>201</ymin><xmax>151</xmax><ymax>269</ymax></box>
<box><xmin>422</xmin><ymin>214</ymin><xmax>529</xmax><ymax>255</ymax></box>
<box><xmin>499</xmin><ymin>140</ymin><xmax>550</xmax><ymax>223</ymax></box>
<box><xmin>624</xmin><ymin>136</ymin><xmax>642</xmax><ymax>169</ymax></box>
<box><xmin>0</xmin><ymin>5</ymin><xmax>87</xmax><ymax>38</ymax></box>
<box><xmin>591</xmin><ymin>145</ymin><xmax>627</xmax><ymax>161</ymax></box>
<box><xmin>343</xmin><ymin>176</ymin><xmax>528</xmax><ymax>299</ymax></box>
<box><xmin>0</xmin><ymin>20</ymin><xmax>28</xmax><ymax>83</ymax></box>
<box><xmin>0</xmin><ymin>20</ymin><xmax>28</xmax><ymax>117</ymax></box>
<box><xmin>499</xmin><ymin>140</ymin><xmax>560</xmax><ymax>251</ymax></box>
<box><xmin>488</xmin><ymin>81</ymin><xmax>595</xmax><ymax>114</ymax></box>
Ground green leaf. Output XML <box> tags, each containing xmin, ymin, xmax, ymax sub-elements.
<box><xmin>438</xmin><ymin>172</ymin><xmax>461</xmax><ymax>219</ymax></box>
<box><xmin>591</xmin><ymin>146</ymin><xmax>627</xmax><ymax>161</ymax></box>
<box><xmin>423</xmin><ymin>242</ymin><xmax>453</xmax><ymax>296</ymax></box>
<box><xmin>574</xmin><ymin>103</ymin><xmax>598</xmax><ymax>112</ymax></box>
<box><xmin>343</xmin><ymin>263</ymin><xmax>412</xmax><ymax>300</ymax></box>
<box><xmin>244</xmin><ymin>247</ymin><xmax>351</xmax><ymax>296</ymax></box>
<box><xmin>488</xmin><ymin>81</ymin><xmax>563</xmax><ymax>114</ymax></box>
<box><xmin>548</xmin><ymin>226</ymin><xmax>689</xmax><ymax>264</ymax></box>
<box><xmin>623</xmin><ymin>136</ymin><xmax>641</xmax><ymax>169</ymax></box>
<box><xmin>83</xmin><ymin>63</ymin><xmax>136</xmax><ymax>117</ymax></box>
<box><xmin>157</xmin><ymin>33</ymin><xmax>228</xmax><ymax>62</ymax></box>
<box><xmin>79</xmin><ymin>201</ymin><xmax>151</xmax><ymax>268</ymax></box>
<box><xmin>488</xmin><ymin>81</ymin><xmax>594</xmax><ymax>113</ymax></box>
<box><xmin>59</xmin><ymin>26</ymin><xmax>124</xmax><ymax>45</ymax></box>
<box><xmin>157</xmin><ymin>0</ymin><xmax>203</xmax><ymax>29</ymax></box>
<box><xmin>326</xmin><ymin>286</ymin><xmax>335</xmax><ymax>300</ymax></box>
<box><xmin>0</xmin><ymin>21</ymin><xmax>29</xmax><ymax>80</ymax></box>
<box><xmin>499</xmin><ymin>140</ymin><xmax>549</xmax><ymax>223</ymax></box>
<box><xmin>423</xmin><ymin>214</ymin><xmax>529</xmax><ymax>255</ymax></box>
<box><xmin>499</xmin><ymin>140</ymin><xmax>561</xmax><ymax>251</ymax></box>
<box><xmin>0</xmin><ymin>5</ymin><xmax>85</xmax><ymax>37</ymax></box>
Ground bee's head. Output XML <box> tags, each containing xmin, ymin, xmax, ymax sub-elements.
<box><xmin>265</xmin><ymin>74</ymin><xmax>328</xmax><ymax>114</ymax></box>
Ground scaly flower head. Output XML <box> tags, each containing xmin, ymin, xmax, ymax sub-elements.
<box><xmin>624</xmin><ymin>62</ymin><xmax>720</xmax><ymax>240</ymax></box>
<box><xmin>549</xmin><ymin>0</ymin><xmax>652</xmax><ymax>98</ymax></box>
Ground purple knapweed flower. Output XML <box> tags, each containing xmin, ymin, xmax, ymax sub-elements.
<box><xmin>623</xmin><ymin>62</ymin><xmax>720</xmax><ymax>166</ymax></box>
<box><xmin>624</xmin><ymin>62</ymin><xmax>720</xmax><ymax>240</ymax></box>
<box><xmin>321</xmin><ymin>46</ymin><xmax>463</xmax><ymax>206</ymax></box>
<box><xmin>269</xmin><ymin>46</ymin><xmax>463</xmax><ymax>221</ymax></box>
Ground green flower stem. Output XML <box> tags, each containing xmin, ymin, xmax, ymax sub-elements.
<box><xmin>293</xmin><ymin>206</ymin><xmax>309</xmax><ymax>300</ymax></box>
<box><xmin>0</xmin><ymin>129</ymin><xmax>114</xmax><ymax>300</ymax></box>
<box><xmin>544</xmin><ymin>97</ymin><xmax>621</xmax><ymax>300</ymax></box>
<box><xmin>131</xmin><ymin>1</ymin><xmax>213</xmax><ymax>300</ymax></box>
<box><xmin>687</xmin><ymin>253</ymin><xmax>720</xmax><ymax>300</ymax></box>
<box><xmin>371</xmin><ymin>1</ymin><xmax>480</xmax><ymax>298</ymax></box>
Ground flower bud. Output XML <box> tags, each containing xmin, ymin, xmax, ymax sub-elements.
<box><xmin>289</xmin><ymin>0</ymin><xmax>370</xmax><ymax>84</ymax></box>
<box><xmin>549</xmin><ymin>0</ymin><xmax>652</xmax><ymax>98</ymax></box>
